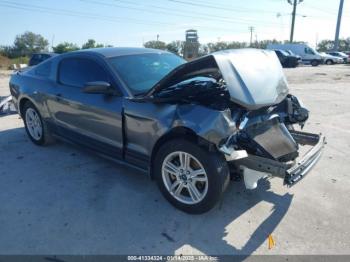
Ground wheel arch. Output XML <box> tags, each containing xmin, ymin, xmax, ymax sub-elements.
<box><xmin>18</xmin><ymin>96</ymin><xmax>36</xmax><ymax>117</ymax></box>
<box><xmin>325</xmin><ymin>59</ymin><xmax>333</xmax><ymax>64</ymax></box>
<box><xmin>149</xmin><ymin>126</ymin><xmax>217</xmax><ymax>179</ymax></box>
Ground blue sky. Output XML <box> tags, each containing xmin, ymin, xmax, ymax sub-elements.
<box><xmin>0</xmin><ymin>0</ymin><xmax>349</xmax><ymax>49</ymax></box>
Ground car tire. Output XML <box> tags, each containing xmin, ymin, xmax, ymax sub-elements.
<box><xmin>23</xmin><ymin>101</ymin><xmax>54</xmax><ymax>146</ymax></box>
<box><xmin>326</xmin><ymin>59</ymin><xmax>333</xmax><ymax>65</ymax></box>
<box><xmin>311</xmin><ymin>60</ymin><xmax>319</xmax><ymax>66</ymax></box>
<box><xmin>154</xmin><ymin>139</ymin><xmax>230</xmax><ymax>214</ymax></box>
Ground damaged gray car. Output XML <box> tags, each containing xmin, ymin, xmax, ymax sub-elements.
<box><xmin>9</xmin><ymin>48</ymin><xmax>325</xmax><ymax>213</ymax></box>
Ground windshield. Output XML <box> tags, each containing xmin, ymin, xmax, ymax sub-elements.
<box><xmin>287</xmin><ymin>50</ymin><xmax>297</xmax><ymax>55</ymax></box>
<box><xmin>109</xmin><ymin>53</ymin><xmax>186</xmax><ymax>95</ymax></box>
<box><xmin>280</xmin><ymin>50</ymin><xmax>290</xmax><ymax>56</ymax></box>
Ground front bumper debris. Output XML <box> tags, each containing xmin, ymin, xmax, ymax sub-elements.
<box><xmin>219</xmin><ymin>144</ymin><xmax>248</xmax><ymax>161</ymax></box>
<box><xmin>0</xmin><ymin>95</ymin><xmax>17</xmax><ymax>116</ymax></box>
<box><xmin>284</xmin><ymin>131</ymin><xmax>326</xmax><ymax>186</ymax></box>
<box><xmin>232</xmin><ymin>130</ymin><xmax>326</xmax><ymax>187</ymax></box>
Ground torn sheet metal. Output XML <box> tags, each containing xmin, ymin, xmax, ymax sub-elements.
<box><xmin>0</xmin><ymin>96</ymin><xmax>17</xmax><ymax>116</ymax></box>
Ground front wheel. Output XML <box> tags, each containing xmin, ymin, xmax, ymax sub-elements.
<box><xmin>311</xmin><ymin>60</ymin><xmax>319</xmax><ymax>66</ymax></box>
<box><xmin>326</xmin><ymin>59</ymin><xmax>333</xmax><ymax>65</ymax></box>
<box><xmin>154</xmin><ymin>139</ymin><xmax>229</xmax><ymax>214</ymax></box>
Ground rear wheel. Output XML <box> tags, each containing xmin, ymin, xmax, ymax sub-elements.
<box><xmin>23</xmin><ymin>101</ymin><xmax>54</xmax><ymax>145</ymax></box>
<box><xmin>154</xmin><ymin>139</ymin><xmax>229</xmax><ymax>214</ymax></box>
<box><xmin>326</xmin><ymin>59</ymin><xmax>333</xmax><ymax>65</ymax></box>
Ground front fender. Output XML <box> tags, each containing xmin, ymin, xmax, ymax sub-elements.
<box><xmin>124</xmin><ymin>99</ymin><xmax>238</xmax><ymax>159</ymax></box>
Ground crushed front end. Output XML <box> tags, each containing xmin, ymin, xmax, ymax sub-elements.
<box><xmin>145</xmin><ymin>49</ymin><xmax>326</xmax><ymax>189</ymax></box>
<box><xmin>220</xmin><ymin>95</ymin><xmax>326</xmax><ymax>189</ymax></box>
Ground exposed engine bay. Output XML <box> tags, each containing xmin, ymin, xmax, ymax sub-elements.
<box><xmin>153</xmin><ymin>77</ymin><xmax>234</xmax><ymax>110</ymax></box>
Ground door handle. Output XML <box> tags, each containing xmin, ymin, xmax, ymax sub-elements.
<box><xmin>55</xmin><ymin>93</ymin><xmax>62</xmax><ymax>101</ymax></box>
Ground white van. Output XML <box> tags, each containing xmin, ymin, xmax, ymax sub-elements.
<box><xmin>267</xmin><ymin>43</ymin><xmax>323</xmax><ymax>66</ymax></box>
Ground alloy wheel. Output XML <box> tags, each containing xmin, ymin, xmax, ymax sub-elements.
<box><xmin>25</xmin><ymin>108</ymin><xmax>43</xmax><ymax>141</ymax></box>
<box><xmin>161</xmin><ymin>151</ymin><xmax>208</xmax><ymax>205</ymax></box>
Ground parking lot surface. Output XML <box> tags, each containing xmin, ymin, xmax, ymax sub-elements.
<box><xmin>0</xmin><ymin>65</ymin><xmax>350</xmax><ymax>255</ymax></box>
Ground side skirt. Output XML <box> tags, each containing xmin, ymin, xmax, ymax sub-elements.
<box><xmin>46</xmin><ymin>121</ymin><xmax>150</xmax><ymax>175</ymax></box>
<box><xmin>52</xmin><ymin>133</ymin><xmax>149</xmax><ymax>175</ymax></box>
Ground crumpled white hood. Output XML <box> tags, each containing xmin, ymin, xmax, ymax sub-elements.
<box><xmin>149</xmin><ymin>48</ymin><xmax>289</xmax><ymax>110</ymax></box>
<box><xmin>212</xmin><ymin>49</ymin><xmax>289</xmax><ymax>110</ymax></box>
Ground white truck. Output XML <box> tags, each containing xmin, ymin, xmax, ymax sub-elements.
<box><xmin>267</xmin><ymin>43</ymin><xmax>323</xmax><ymax>66</ymax></box>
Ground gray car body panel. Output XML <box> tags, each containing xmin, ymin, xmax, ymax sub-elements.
<box><xmin>123</xmin><ymin>100</ymin><xmax>238</xmax><ymax>162</ymax></box>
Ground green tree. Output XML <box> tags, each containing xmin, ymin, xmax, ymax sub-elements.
<box><xmin>317</xmin><ymin>38</ymin><xmax>350</xmax><ymax>52</ymax></box>
<box><xmin>226</xmin><ymin>41</ymin><xmax>247</xmax><ymax>49</ymax></box>
<box><xmin>198</xmin><ymin>44</ymin><xmax>209</xmax><ymax>56</ymax></box>
<box><xmin>166</xmin><ymin>40</ymin><xmax>184</xmax><ymax>55</ymax></box>
<box><xmin>206</xmin><ymin>41</ymin><xmax>247</xmax><ymax>52</ymax></box>
<box><xmin>82</xmin><ymin>39</ymin><xmax>104</xmax><ymax>49</ymax></box>
<box><xmin>207</xmin><ymin>41</ymin><xmax>228</xmax><ymax>52</ymax></box>
<box><xmin>14</xmin><ymin>31</ymin><xmax>49</xmax><ymax>55</ymax></box>
<box><xmin>4</xmin><ymin>31</ymin><xmax>49</xmax><ymax>57</ymax></box>
<box><xmin>317</xmin><ymin>40</ymin><xmax>334</xmax><ymax>52</ymax></box>
<box><xmin>144</xmin><ymin>40</ymin><xmax>167</xmax><ymax>50</ymax></box>
<box><xmin>0</xmin><ymin>46</ymin><xmax>14</xmax><ymax>58</ymax></box>
<box><xmin>340</xmin><ymin>38</ymin><xmax>350</xmax><ymax>51</ymax></box>
<box><xmin>53</xmin><ymin>42</ymin><xmax>80</xmax><ymax>54</ymax></box>
<box><xmin>252</xmin><ymin>39</ymin><xmax>282</xmax><ymax>49</ymax></box>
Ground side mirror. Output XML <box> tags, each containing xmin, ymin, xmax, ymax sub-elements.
<box><xmin>82</xmin><ymin>81</ymin><xmax>116</xmax><ymax>95</ymax></box>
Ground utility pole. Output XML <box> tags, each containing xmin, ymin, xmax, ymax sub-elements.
<box><xmin>288</xmin><ymin>0</ymin><xmax>303</xmax><ymax>42</ymax></box>
<box><xmin>334</xmin><ymin>0</ymin><xmax>344</xmax><ymax>51</ymax></box>
<box><xmin>248</xmin><ymin>26</ymin><xmax>254</xmax><ymax>47</ymax></box>
<box><xmin>51</xmin><ymin>34</ymin><xmax>55</xmax><ymax>52</ymax></box>
<box><xmin>156</xmin><ymin>34</ymin><xmax>159</xmax><ymax>41</ymax></box>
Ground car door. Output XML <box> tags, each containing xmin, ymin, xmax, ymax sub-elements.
<box><xmin>304</xmin><ymin>47</ymin><xmax>316</xmax><ymax>62</ymax></box>
<box><xmin>47</xmin><ymin>55</ymin><xmax>124</xmax><ymax>158</ymax></box>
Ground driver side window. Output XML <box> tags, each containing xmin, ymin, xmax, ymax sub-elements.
<box><xmin>58</xmin><ymin>57</ymin><xmax>110</xmax><ymax>88</ymax></box>
<box><xmin>304</xmin><ymin>48</ymin><xmax>315</xmax><ymax>55</ymax></box>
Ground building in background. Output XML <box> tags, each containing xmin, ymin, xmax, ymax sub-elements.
<box><xmin>183</xmin><ymin>29</ymin><xmax>199</xmax><ymax>60</ymax></box>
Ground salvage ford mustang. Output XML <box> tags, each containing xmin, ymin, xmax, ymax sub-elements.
<box><xmin>9</xmin><ymin>48</ymin><xmax>325</xmax><ymax>214</ymax></box>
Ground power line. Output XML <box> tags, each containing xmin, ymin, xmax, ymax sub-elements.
<box><xmin>167</xmin><ymin>0</ymin><xmax>282</xmax><ymax>14</ymax></box>
<box><xmin>301</xmin><ymin>3</ymin><xmax>338</xmax><ymax>15</ymax></box>
<box><xmin>0</xmin><ymin>0</ymin><xmax>250</xmax><ymax>32</ymax></box>
<box><xmin>176</xmin><ymin>0</ymin><xmax>346</xmax><ymax>20</ymax></box>
<box><xmin>0</xmin><ymin>0</ymin><xmax>172</xmax><ymax>26</ymax></box>
<box><xmin>119</xmin><ymin>0</ymin><xmax>290</xmax><ymax>23</ymax></box>
<box><xmin>81</xmin><ymin>0</ymin><xmax>287</xmax><ymax>28</ymax></box>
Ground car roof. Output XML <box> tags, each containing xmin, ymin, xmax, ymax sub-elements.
<box><xmin>74</xmin><ymin>47</ymin><xmax>170</xmax><ymax>58</ymax></box>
